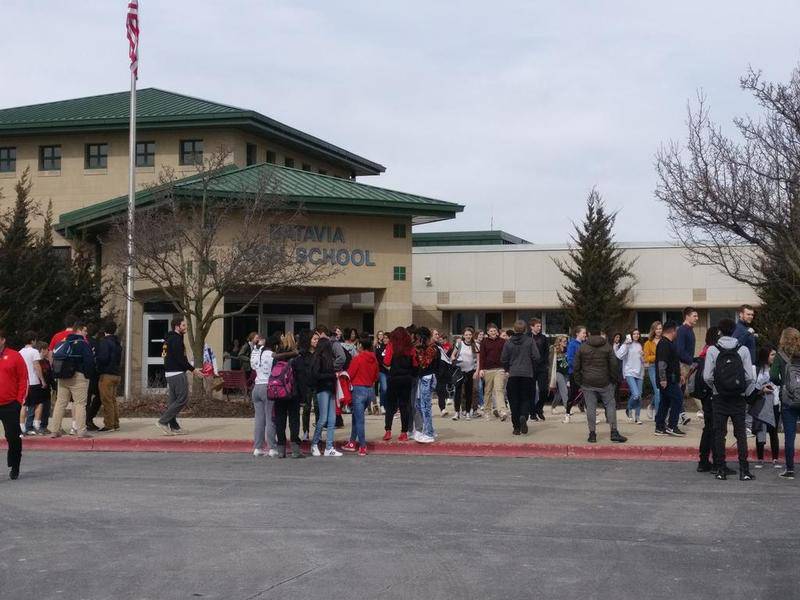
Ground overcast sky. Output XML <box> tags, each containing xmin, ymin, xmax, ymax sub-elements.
<box><xmin>2</xmin><ymin>1</ymin><xmax>800</xmax><ymax>241</ymax></box>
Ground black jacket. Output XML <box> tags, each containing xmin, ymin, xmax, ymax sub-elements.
<box><xmin>96</xmin><ymin>334</ymin><xmax>122</xmax><ymax>376</ymax></box>
<box><xmin>656</xmin><ymin>337</ymin><xmax>680</xmax><ymax>389</ymax></box>
<box><xmin>292</xmin><ymin>351</ymin><xmax>314</xmax><ymax>398</ymax></box>
<box><xmin>61</xmin><ymin>333</ymin><xmax>96</xmax><ymax>378</ymax></box>
<box><xmin>529</xmin><ymin>332</ymin><xmax>550</xmax><ymax>373</ymax></box>
<box><xmin>162</xmin><ymin>331</ymin><xmax>194</xmax><ymax>372</ymax></box>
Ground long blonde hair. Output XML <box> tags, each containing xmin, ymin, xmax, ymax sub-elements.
<box><xmin>649</xmin><ymin>320</ymin><xmax>662</xmax><ymax>340</ymax></box>
<box><xmin>779</xmin><ymin>327</ymin><xmax>800</xmax><ymax>357</ymax></box>
<box><xmin>281</xmin><ymin>331</ymin><xmax>297</xmax><ymax>352</ymax></box>
<box><xmin>554</xmin><ymin>334</ymin><xmax>568</xmax><ymax>354</ymax></box>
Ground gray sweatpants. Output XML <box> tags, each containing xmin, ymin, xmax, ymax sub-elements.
<box><xmin>159</xmin><ymin>373</ymin><xmax>188</xmax><ymax>426</ymax></box>
<box><xmin>582</xmin><ymin>384</ymin><xmax>617</xmax><ymax>433</ymax></box>
<box><xmin>252</xmin><ymin>383</ymin><xmax>278</xmax><ymax>451</ymax></box>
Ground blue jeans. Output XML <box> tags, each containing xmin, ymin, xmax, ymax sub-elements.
<box><xmin>350</xmin><ymin>385</ymin><xmax>373</xmax><ymax>448</ymax></box>
<box><xmin>312</xmin><ymin>390</ymin><xmax>336</xmax><ymax>450</ymax></box>
<box><xmin>478</xmin><ymin>377</ymin><xmax>485</xmax><ymax>408</ymax></box>
<box><xmin>378</xmin><ymin>372</ymin><xmax>388</xmax><ymax>407</ymax></box>
<box><xmin>626</xmin><ymin>376</ymin><xmax>643</xmax><ymax>419</ymax></box>
<box><xmin>655</xmin><ymin>382</ymin><xmax>682</xmax><ymax>430</ymax></box>
<box><xmin>416</xmin><ymin>375</ymin><xmax>435</xmax><ymax>437</ymax></box>
<box><xmin>646</xmin><ymin>365</ymin><xmax>660</xmax><ymax>414</ymax></box>
<box><xmin>782</xmin><ymin>405</ymin><xmax>800</xmax><ymax>471</ymax></box>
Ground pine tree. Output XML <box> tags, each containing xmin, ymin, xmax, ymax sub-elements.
<box><xmin>554</xmin><ymin>189</ymin><xmax>636</xmax><ymax>333</ymax></box>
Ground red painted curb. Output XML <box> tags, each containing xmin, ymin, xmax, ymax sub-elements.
<box><xmin>3</xmin><ymin>436</ymin><xmax>765</xmax><ymax>461</ymax></box>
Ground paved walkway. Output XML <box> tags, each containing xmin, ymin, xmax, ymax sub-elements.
<box><xmin>9</xmin><ymin>407</ymin><xmax>765</xmax><ymax>461</ymax></box>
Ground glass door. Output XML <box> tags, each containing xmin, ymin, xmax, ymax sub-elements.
<box><xmin>261</xmin><ymin>315</ymin><xmax>315</xmax><ymax>338</ymax></box>
<box><xmin>143</xmin><ymin>313</ymin><xmax>171</xmax><ymax>390</ymax></box>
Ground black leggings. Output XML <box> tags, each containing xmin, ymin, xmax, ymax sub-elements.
<box><xmin>454</xmin><ymin>371</ymin><xmax>475</xmax><ymax>414</ymax></box>
<box><xmin>565</xmin><ymin>374</ymin><xmax>582</xmax><ymax>415</ymax></box>
<box><xmin>385</xmin><ymin>376</ymin><xmax>413</xmax><ymax>432</ymax></box>
<box><xmin>435</xmin><ymin>379</ymin><xmax>448</xmax><ymax>411</ymax></box>
<box><xmin>0</xmin><ymin>402</ymin><xmax>22</xmax><ymax>470</ymax></box>
<box><xmin>755</xmin><ymin>405</ymin><xmax>781</xmax><ymax>461</ymax></box>
<box><xmin>275</xmin><ymin>397</ymin><xmax>301</xmax><ymax>446</ymax></box>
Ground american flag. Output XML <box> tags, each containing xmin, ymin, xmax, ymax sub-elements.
<box><xmin>126</xmin><ymin>1</ymin><xmax>139</xmax><ymax>78</ymax></box>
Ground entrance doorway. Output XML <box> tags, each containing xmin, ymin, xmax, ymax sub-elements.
<box><xmin>262</xmin><ymin>314</ymin><xmax>315</xmax><ymax>338</ymax></box>
<box><xmin>143</xmin><ymin>313</ymin><xmax>171</xmax><ymax>390</ymax></box>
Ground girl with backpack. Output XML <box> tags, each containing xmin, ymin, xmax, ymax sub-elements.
<box><xmin>382</xmin><ymin>327</ymin><xmax>418</xmax><ymax>441</ymax></box>
<box><xmin>752</xmin><ymin>346</ymin><xmax>780</xmax><ymax>469</ymax></box>
<box><xmin>450</xmin><ymin>327</ymin><xmax>479</xmax><ymax>420</ymax></box>
<box><xmin>770</xmin><ymin>327</ymin><xmax>800</xmax><ymax>479</ymax></box>
<box><xmin>616</xmin><ymin>329</ymin><xmax>645</xmax><ymax>425</ymax></box>
<box><xmin>251</xmin><ymin>335</ymin><xmax>295</xmax><ymax>457</ymax></box>
<box><xmin>310</xmin><ymin>337</ymin><xmax>342</xmax><ymax>456</ymax></box>
<box><xmin>271</xmin><ymin>332</ymin><xmax>300</xmax><ymax>458</ymax></box>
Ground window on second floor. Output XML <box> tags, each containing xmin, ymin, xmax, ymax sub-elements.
<box><xmin>302</xmin><ymin>163</ymin><xmax>311</xmax><ymax>171</ymax></box>
<box><xmin>284</xmin><ymin>157</ymin><xmax>295</xmax><ymax>168</ymax></box>
<box><xmin>0</xmin><ymin>147</ymin><xmax>15</xmax><ymax>173</ymax></box>
<box><xmin>136</xmin><ymin>141</ymin><xmax>155</xmax><ymax>167</ymax></box>
<box><xmin>266</xmin><ymin>150</ymin><xmax>276</xmax><ymax>164</ymax></box>
<box><xmin>246</xmin><ymin>143</ymin><xmax>258</xmax><ymax>166</ymax></box>
<box><xmin>179</xmin><ymin>139</ymin><xmax>203</xmax><ymax>166</ymax></box>
<box><xmin>393</xmin><ymin>223</ymin><xmax>407</xmax><ymax>238</ymax></box>
<box><xmin>85</xmin><ymin>143</ymin><xmax>108</xmax><ymax>169</ymax></box>
<box><xmin>39</xmin><ymin>145</ymin><xmax>61</xmax><ymax>171</ymax></box>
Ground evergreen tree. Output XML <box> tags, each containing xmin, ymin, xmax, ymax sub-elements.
<box><xmin>554</xmin><ymin>189</ymin><xmax>636</xmax><ymax>333</ymax></box>
<box><xmin>0</xmin><ymin>169</ymin><xmax>105</xmax><ymax>345</ymax></box>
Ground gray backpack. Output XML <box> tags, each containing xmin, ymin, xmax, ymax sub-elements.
<box><xmin>780</xmin><ymin>351</ymin><xmax>800</xmax><ymax>408</ymax></box>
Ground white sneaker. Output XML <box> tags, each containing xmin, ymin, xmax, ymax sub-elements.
<box><xmin>417</xmin><ymin>434</ymin><xmax>435</xmax><ymax>444</ymax></box>
<box><xmin>267</xmin><ymin>449</ymin><xmax>280</xmax><ymax>458</ymax></box>
<box><xmin>696</xmin><ymin>410</ymin><xmax>704</xmax><ymax>420</ymax></box>
<box><xmin>379</xmin><ymin>406</ymin><xmax>386</xmax><ymax>415</ymax></box>
<box><xmin>324</xmin><ymin>448</ymin><xmax>342</xmax><ymax>457</ymax></box>
<box><xmin>626</xmin><ymin>416</ymin><xmax>634</xmax><ymax>423</ymax></box>
<box><xmin>412</xmin><ymin>431</ymin><xmax>423</xmax><ymax>442</ymax></box>
<box><xmin>562</xmin><ymin>414</ymin><xmax>571</xmax><ymax>424</ymax></box>
<box><xmin>465</xmin><ymin>412</ymin><xmax>472</xmax><ymax>421</ymax></box>
<box><xmin>635</xmin><ymin>419</ymin><xmax>644</xmax><ymax>425</ymax></box>
<box><xmin>311</xmin><ymin>445</ymin><xmax>321</xmax><ymax>457</ymax></box>
<box><xmin>452</xmin><ymin>413</ymin><xmax>460</xmax><ymax>421</ymax></box>
<box><xmin>69</xmin><ymin>427</ymin><xmax>78</xmax><ymax>436</ymax></box>
<box><xmin>253</xmin><ymin>449</ymin><xmax>267</xmax><ymax>457</ymax></box>
<box><xmin>441</xmin><ymin>409</ymin><xmax>449</xmax><ymax>417</ymax></box>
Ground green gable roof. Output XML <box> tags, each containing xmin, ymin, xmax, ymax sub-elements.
<box><xmin>412</xmin><ymin>230</ymin><xmax>529</xmax><ymax>247</ymax></box>
<box><xmin>0</xmin><ymin>88</ymin><xmax>385</xmax><ymax>176</ymax></box>
<box><xmin>56</xmin><ymin>163</ymin><xmax>463</xmax><ymax>236</ymax></box>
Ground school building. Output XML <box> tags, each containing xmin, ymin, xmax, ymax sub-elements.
<box><xmin>0</xmin><ymin>90</ymin><xmax>759</xmax><ymax>391</ymax></box>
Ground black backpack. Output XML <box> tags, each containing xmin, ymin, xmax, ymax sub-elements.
<box><xmin>713</xmin><ymin>343</ymin><xmax>747</xmax><ymax>398</ymax></box>
<box><xmin>52</xmin><ymin>338</ymin><xmax>82</xmax><ymax>379</ymax></box>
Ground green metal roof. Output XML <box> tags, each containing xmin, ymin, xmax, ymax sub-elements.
<box><xmin>412</xmin><ymin>230</ymin><xmax>529</xmax><ymax>247</ymax></box>
<box><xmin>0</xmin><ymin>88</ymin><xmax>385</xmax><ymax>176</ymax></box>
<box><xmin>56</xmin><ymin>163</ymin><xmax>463</xmax><ymax>236</ymax></box>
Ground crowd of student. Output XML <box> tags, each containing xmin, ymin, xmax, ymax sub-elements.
<box><xmin>1</xmin><ymin>304</ymin><xmax>798</xmax><ymax>482</ymax></box>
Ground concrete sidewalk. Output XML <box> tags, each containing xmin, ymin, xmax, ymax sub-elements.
<box><xmin>7</xmin><ymin>407</ymin><xmax>765</xmax><ymax>461</ymax></box>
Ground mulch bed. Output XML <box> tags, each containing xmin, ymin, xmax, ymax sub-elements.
<box><xmin>118</xmin><ymin>393</ymin><xmax>254</xmax><ymax>418</ymax></box>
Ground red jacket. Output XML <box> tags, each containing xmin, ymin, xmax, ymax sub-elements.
<box><xmin>347</xmin><ymin>351</ymin><xmax>379</xmax><ymax>387</ymax></box>
<box><xmin>0</xmin><ymin>348</ymin><xmax>29</xmax><ymax>405</ymax></box>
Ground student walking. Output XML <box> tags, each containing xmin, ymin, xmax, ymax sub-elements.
<box><xmin>643</xmin><ymin>321</ymin><xmax>662</xmax><ymax>420</ymax></box>
<box><xmin>696</xmin><ymin>327</ymin><xmax>722</xmax><ymax>473</ymax></box>
<box><xmin>654</xmin><ymin>321</ymin><xmax>686</xmax><ymax>437</ymax></box>
<box><xmin>616</xmin><ymin>329</ymin><xmax>644</xmax><ymax>424</ymax></box>
<box><xmin>450</xmin><ymin>327</ymin><xmax>479</xmax><ymax>420</ymax></box>
<box><xmin>156</xmin><ymin>317</ymin><xmax>201</xmax><ymax>436</ymax></box>
<box><xmin>770</xmin><ymin>327</ymin><xmax>800</xmax><ymax>480</ymax></box>
<box><xmin>676</xmin><ymin>307</ymin><xmax>699</xmax><ymax>425</ymax></box>
<box><xmin>562</xmin><ymin>326</ymin><xmax>587</xmax><ymax>423</ymax></box>
<box><xmin>342</xmin><ymin>335</ymin><xmax>379</xmax><ymax>455</ymax></box>
<box><xmin>500</xmin><ymin>320</ymin><xmax>540</xmax><ymax>435</ymax></box>
<box><xmin>703</xmin><ymin>318</ymin><xmax>755</xmax><ymax>481</ymax></box>
<box><xmin>548</xmin><ymin>335</ymin><xmax>569</xmax><ymax>413</ymax></box>
<box><xmin>19</xmin><ymin>331</ymin><xmax>43</xmax><ymax>436</ymax></box>
<box><xmin>529</xmin><ymin>318</ymin><xmax>550</xmax><ymax>420</ymax></box>
<box><xmin>479</xmin><ymin>323</ymin><xmax>507</xmax><ymax>420</ymax></box>
<box><xmin>0</xmin><ymin>329</ymin><xmax>27</xmax><ymax>480</ymax></box>
<box><xmin>414</xmin><ymin>327</ymin><xmax>439</xmax><ymax>442</ymax></box>
<box><xmin>573</xmin><ymin>329</ymin><xmax>627</xmax><ymax>444</ymax></box>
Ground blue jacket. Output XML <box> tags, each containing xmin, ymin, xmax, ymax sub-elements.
<box><xmin>733</xmin><ymin>321</ymin><xmax>756</xmax><ymax>364</ymax></box>
<box><xmin>63</xmin><ymin>333</ymin><xmax>96</xmax><ymax>378</ymax></box>
<box><xmin>566</xmin><ymin>338</ymin><xmax>582</xmax><ymax>375</ymax></box>
<box><xmin>675</xmin><ymin>325</ymin><xmax>695</xmax><ymax>366</ymax></box>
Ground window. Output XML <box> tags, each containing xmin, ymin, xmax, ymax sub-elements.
<box><xmin>636</xmin><ymin>310</ymin><xmax>686</xmax><ymax>335</ymax></box>
<box><xmin>318</xmin><ymin>169</ymin><xmax>327</xmax><ymax>175</ymax></box>
<box><xmin>484</xmin><ymin>312</ymin><xmax>502</xmax><ymax>330</ymax></box>
<box><xmin>543</xmin><ymin>310</ymin><xmax>568</xmax><ymax>334</ymax></box>
<box><xmin>709</xmin><ymin>308</ymin><xmax>736</xmax><ymax>328</ymax></box>
<box><xmin>393</xmin><ymin>266</ymin><xmax>406</xmax><ymax>281</ymax></box>
<box><xmin>393</xmin><ymin>224</ymin><xmax>407</xmax><ymax>238</ymax></box>
<box><xmin>302</xmin><ymin>163</ymin><xmax>311</xmax><ymax>171</ymax></box>
<box><xmin>179</xmin><ymin>139</ymin><xmax>203</xmax><ymax>165</ymax></box>
<box><xmin>85</xmin><ymin>143</ymin><xmax>108</xmax><ymax>169</ymax></box>
<box><xmin>0</xmin><ymin>147</ymin><xmax>15</xmax><ymax>172</ymax></box>
<box><xmin>52</xmin><ymin>246</ymin><xmax>72</xmax><ymax>263</ymax></box>
<box><xmin>39</xmin><ymin>145</ymin><xmax>61</xmax><ymax>171</ymax></box>
<box><xmin>246</xmin><ymin>143</ymin><xmax>258</xmax><ymax>166</ymax></box>
<box><xmin>266</xmin><ymin>150</ymin><xmax>276</xmax><ymax>164</ymax></box>
<box><xmin>136</xmin><ymin>141</ymin><xmax>155</xmax><ymax>167</ymax></box>
<box><xmin>284</xmin><ymin>157</ymin><xmax>295</xmax><ymax>168</ymax></box>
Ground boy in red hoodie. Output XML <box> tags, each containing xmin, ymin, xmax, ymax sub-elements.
<box><xmin>0</xmin><ymin>329</ymin><xmax>28</xmax><ymax>479</ymax></box>
<box><xmin>342</xmin><ymin>335</ymin><xmax>379</xmax><ymax>455</ymax></box>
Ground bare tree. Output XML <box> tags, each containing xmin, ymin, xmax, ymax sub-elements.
<box><xmin>109</xmin><ymin>146</ymin><xmax>335</xmax><ymax>396</ymax></box>
<box><xmin>655</xmin><ymin>64</ymin><xmax>800</xmax><ymax>313</ymax></box>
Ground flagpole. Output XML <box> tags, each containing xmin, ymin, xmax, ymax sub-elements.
<box><xmin>124</xmin><ymin>18</ymin><xmax>137</xmax><ymax>402</ymax></box>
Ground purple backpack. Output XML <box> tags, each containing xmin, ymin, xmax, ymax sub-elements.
<box><xmin>268</xmin><ymin>360</ymin><xmax>295</xmax><ymax>399</ymax></box>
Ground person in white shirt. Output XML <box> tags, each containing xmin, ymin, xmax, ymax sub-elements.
<box><xmin>18</xmin><ymin>331</ymin><xmax>44</xmax><ymax>435</ymax></box>
<box><xmin>616</xmin><ymin>329</ymin><xmax>645</xmax><ymax>424</ymax></box>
